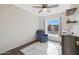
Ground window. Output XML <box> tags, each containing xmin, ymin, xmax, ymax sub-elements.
<box><xmin>47</xmin><ymin>19</ymin><xmax>59</xmax><ymax>34</ymax></box>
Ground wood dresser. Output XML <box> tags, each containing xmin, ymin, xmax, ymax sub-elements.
<box><xmin>62</xmin><ymin>35</ymin><xmax>79</xmax><ymax>55</ymax></box>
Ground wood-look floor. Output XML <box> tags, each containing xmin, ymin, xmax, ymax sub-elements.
<box><xmin>0</xmin><ymin>40</ymin><xmax>37</xmax><ymax>55</ymax></box>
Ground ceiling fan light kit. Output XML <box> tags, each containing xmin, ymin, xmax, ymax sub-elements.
<box><xmin>42</xmin><ymin>8</ymin><xmax>48</xmax><ymax>12</ymax></box>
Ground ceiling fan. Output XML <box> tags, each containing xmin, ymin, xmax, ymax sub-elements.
<box><xmin>33</xmin><ymin>4</ymin><xmax>58</xmax><ymax>13</ymax></box>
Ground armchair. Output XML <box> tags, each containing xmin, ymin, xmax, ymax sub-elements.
<box><xmin>36</xmin><ymin>30</ymin><xmax>48</xmax><ymax>42</ymax></box>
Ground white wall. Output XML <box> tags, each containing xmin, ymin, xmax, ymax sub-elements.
<box><xmin>0</xmin><ymin>5</ymin><xmax>40</xmax><ymax>53</ymax></box>
<box><xmin>70</xmin><ymin>7</ymin><xmax>79</xmax><ymax>36</ymax></box>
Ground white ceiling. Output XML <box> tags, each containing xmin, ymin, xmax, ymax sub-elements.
<box><xmin>14</xmin><ymin>4</ymin><xmax>72</xmax><ymax>16</ymax></box>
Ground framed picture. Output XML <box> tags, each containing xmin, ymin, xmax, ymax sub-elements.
<box><xmin>66</xmin><ymin>8</ymin><xmax>77</xmax><ymax>16</ymax></box>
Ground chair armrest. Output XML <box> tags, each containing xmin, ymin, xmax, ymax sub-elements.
<box><xmin>42</xmin><ymin>34</ymin><xmax>48</xmax><ymax>36</ymax></box>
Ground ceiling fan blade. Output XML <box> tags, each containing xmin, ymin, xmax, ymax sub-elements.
<box><xmin>47</xmin><ymin>4</ymin><xmax>58</xmax><ymax>8</ymax></box>
<box><xmin>38</xmin><ymin>9</ymin><xmax>42</xmax><ymax>13</ymax></box>
<box><xmin>33</xmin><ymin>6</ymin><xmax>42</xmax><ymax>8</ymax></box>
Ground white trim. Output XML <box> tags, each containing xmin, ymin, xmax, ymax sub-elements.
<box><xmin>44</xmin><ymin>20</ymin><xmax>48</xmax><ymax>34</ymax></box>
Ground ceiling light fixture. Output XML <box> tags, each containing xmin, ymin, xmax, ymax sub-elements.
<box><xmin>42</xmin><ymin>8</ymin><xmax>48</xmax><ymax>12</ymax></box>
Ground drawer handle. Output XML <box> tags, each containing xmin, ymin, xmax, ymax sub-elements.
<box><xmin>76</xmin><ymin>41</ymin><xmax>79</xmax><ymax>46</ymax></box>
